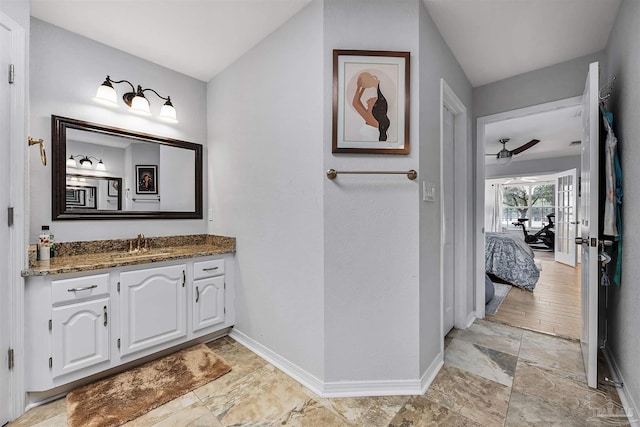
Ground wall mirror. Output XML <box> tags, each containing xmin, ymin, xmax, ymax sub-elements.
<box><xmin>52</xmin><ymin>115</ymin><xmax>203</xmax><ymax>220</ymax></box>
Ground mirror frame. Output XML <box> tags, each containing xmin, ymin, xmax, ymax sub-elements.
<box><xmin>52</xmin><ymin>115</ymin><xmax>203</xmax><ymax>220</ymax></box>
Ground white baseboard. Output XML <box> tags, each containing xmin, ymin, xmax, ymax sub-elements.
<box><xmin>230</xmin><ymin>328</ymin><xmax>429</xmax><ymax>398</ymax></box>
<box><xmin>229</xmin><ymin>329</ymin><xmax>324</xmax><ymax>396</ymax></box>
<box><xmin>420</xmin><ymin>353</ymin><xmax>444</xmax><ymax>394</ymax></box>
<box><xmin>602</xmin><ymin>346</ymin><xmax>640</xmax><ymax>426</ymax></box>
<box><xmin>465</xmin><ymin>311</ymin><xmax>476</xmax><ymax>328</ymax></box>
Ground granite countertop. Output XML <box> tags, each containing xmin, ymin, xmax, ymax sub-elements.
<box><xmin>22</xmin><ymin>234</ymin><xmax>236</xmax><ymax>277</ymax></box>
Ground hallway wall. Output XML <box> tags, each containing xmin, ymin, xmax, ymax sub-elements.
<box><xmin>604</xmin><ymin>0</ymin><xmax>640</xmax><ymax>416</ymax></box>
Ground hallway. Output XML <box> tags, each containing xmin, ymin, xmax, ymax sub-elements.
<box><xmin>10</xmin><ymin>319</ymin><xmax>629</xmax><ymax>426</ymax></box>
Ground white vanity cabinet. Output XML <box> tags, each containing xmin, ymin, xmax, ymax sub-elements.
<box><xmin>50</xmin><ymin>274</ymin><xmax>110</xmax><ymax>378</ymax></box>
<box><xmin>119</xmin><ymin>264</ymin><xmax>187</xmax><ymax>356</ymax></box>
<box><xmin>192</xmin><ymin>259</ymin><xmax>225</xmax><ymax>333</ymax></box>
<box><xmin>24</xmin><ymin>254</ymin><xmax>234</xmax><ymax>395</ymax></box>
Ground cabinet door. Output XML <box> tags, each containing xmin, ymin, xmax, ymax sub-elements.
<box><xmin>120</xmin><ymin>264</ymin><xmax>187</xmax><ymax>356</ymax></box>
<box><xmin>51</xmin><ymin>298</ymin><xmax>110</xmax><ymax>378</ymax></box>
<box><xmin>192</xmin><ymin>276</ymin><xmax>225</xmax><ymax>333</ymax></box>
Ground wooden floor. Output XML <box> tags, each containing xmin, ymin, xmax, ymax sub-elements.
<box><xmin>486</xmin><ymin>251</ymin><xmax>581</xmax><ymax>340</ymax></box>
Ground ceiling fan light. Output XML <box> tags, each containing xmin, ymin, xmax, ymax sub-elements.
<box><xmin>497</xmin><ymin>155</ymin><xmax>512</xmax><ymax>166</ymax></box>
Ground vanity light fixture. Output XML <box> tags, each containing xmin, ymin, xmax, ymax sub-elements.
<box><xmin>67</xmin><ymin>154</ymin><xmax>106</xmax><ymax>171</ymax></box>
<box><xmin>95</xmin><ymin>75</ymin><xmax>178</xmax><ymax>123</ymax></box>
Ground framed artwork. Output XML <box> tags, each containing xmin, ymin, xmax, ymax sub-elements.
<box><xmin>108</xmin><ymin>179</ymin><xmax>119</xmax><ymax>197</ymax></box>
<box><xmin>332</xmin><ymin>49</ymin><xmax>410</xmax><ymax>154</ymax></box>
<box><xmin>136</xmin><ymin>165</ymin><xmax>158</xmax><ymax>194</ymax></box>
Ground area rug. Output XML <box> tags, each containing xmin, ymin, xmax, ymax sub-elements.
<box><xmin>485</xmin><ymin>283</ymin><xmax>511</xmax><ymax>315</ymax></box>
<box><xmin>66</xmin><ymin>344</ymin><xmax>231</xmax><ymax>427</ymax></box>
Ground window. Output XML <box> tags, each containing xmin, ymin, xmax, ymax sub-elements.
<box><xmin>501</xmin><ymin>183</ymin><xmax>555</xmax><ymax>231</ymax></box>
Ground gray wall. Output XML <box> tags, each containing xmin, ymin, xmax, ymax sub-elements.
<box><xmin>474</xmin><ymin>51</ymin><xmax>606</xmax><ymax>118</ymax></box>
<box><xmin>207</xmin><ymin>1</ymin><xmax>325</xmax><ymax>380</ymax></box>
<box><xmin>485</xmin><ymin>155</ymin><xmax>580</xmax><ymax>179</ymax></box>
<box><xmin>30</xmin><ymin>18</ymin><xmax>208</xmax><ymax>243</ymax></box>
<box><xmin>417</xmin><ymin>0</ymin><xmax>473</xmax><ymax>374</ymax></box>
<box><xmin>323</xmin><ymin>0</ymin><xmax>421</xmax><ymax>383</ymax></box>
<box><xmin>604</xmin><ymin>0</ymin><xmax>640</xmax><ymax>414</ymax></box>
<box><xmin>208</xmin><ymin>0</ymin><xmax>473</xmax><ymax>387</ymax></box>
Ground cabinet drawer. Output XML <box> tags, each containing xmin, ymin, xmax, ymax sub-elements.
<box><xmin>193</xmin><ymin>258</ymin><xmax>224</xmax><ymax>279</ymax></box>
<box><xmin>52</xmin><ymin>274</ymin><xmax>109</xmax><ymax>305</ymax></box>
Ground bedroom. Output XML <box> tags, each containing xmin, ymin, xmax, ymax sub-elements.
<box><xmin>481</xmin><ymin>98</ymin><xmax>583</xmax><ymax>339</ymax></box>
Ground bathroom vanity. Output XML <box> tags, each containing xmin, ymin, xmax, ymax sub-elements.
<box><xmin>22</xmin><ymin>235</ymin><xmax>235</xmax><ymax>397</ymax></box>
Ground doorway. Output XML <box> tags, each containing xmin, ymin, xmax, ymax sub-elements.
<box><xmin>440</xmin><ymin>79</ymin><xmax>469</xmax><ymax>341</ymax></box>
<box><xmin>475</xmin><ymin>97</ymin><xmax>583</xmax><ymax>334</ymax></box>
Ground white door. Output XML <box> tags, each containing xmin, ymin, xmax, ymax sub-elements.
<box><xmin>442</xmin><ymin>106</ymin><xmax>455</xmax><ymax>335</ymax></box>
<box><xmin>555</xmin><ymin>168</ymin><xmax>577</xmax><ymax>266</ymax></box>
<box><xmin>578</xmin><ymin>62</ymin><xmax>600</xmax><ymax>388</ymax></box>
<box><xmin>0</xmin><ymin>20</ymin><xmax>13</xmax><ymax>425</ymax></box>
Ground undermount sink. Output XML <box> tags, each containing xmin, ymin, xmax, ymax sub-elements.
<box><xmin>110</xmin><ymin>250</ymin><xmax>173</xmax><ymax>261</ymax></box>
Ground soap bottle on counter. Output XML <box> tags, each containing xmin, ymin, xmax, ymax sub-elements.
<box><xmin>49</xmin><ymin>231</ymin><xmax>55</xmax><ymax>258</ymax></box>
<box><xmin>39</xmin><ymin>225</ymin><xmax>51</xmax><ymax>262</ymax></box>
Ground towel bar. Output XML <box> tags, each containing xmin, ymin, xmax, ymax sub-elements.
<box><xmin>326</xmin><ymin>169</ymin><xmax>417</xmax><ymax>180</ymax></box>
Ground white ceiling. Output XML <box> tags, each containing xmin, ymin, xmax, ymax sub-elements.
<box><xmin>31</xmin><ymin>0</ymin><xmax>620</xmax><ymax>164</ymax></box>
<box><xmin>484</xmin><ymin>104</ymin><xmax>582</xmax><ymax>165</ymax></box>
<box><xmin>423</xmin><ymin>0</ymin><xmax>620</xmax><ymax>87</ymax></box>
<box><xmin>30</xmin><ymin>0</ymin><xmax>312</xmax><ymax>82</ymax></box>
<box><xmin>31</xmin><ymin>0</ymin><xmax>621</xmax><ymax>85</ymax></box>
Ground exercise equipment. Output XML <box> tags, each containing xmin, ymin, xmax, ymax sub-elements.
<box><xmin>512</xmin><ymin>213</ymin><xmax>555</xmax><ymax>250</ymax></box>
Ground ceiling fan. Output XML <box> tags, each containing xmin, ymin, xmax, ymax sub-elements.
<box><xmin>486</xmin><ymin>138</ymin><xmax>540</xmax><ymax>164</ymax></box>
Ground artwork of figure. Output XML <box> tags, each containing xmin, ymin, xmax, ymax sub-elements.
<box><xmin>351</xmin><ymin>72</ymin><xmax>390</xmax><ymax>141</ymax></box>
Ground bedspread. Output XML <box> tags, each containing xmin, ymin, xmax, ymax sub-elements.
<box><xmin>485</xmin><ymin>233</ymin><xmax>540</xmax><ymax>291</ymax></box>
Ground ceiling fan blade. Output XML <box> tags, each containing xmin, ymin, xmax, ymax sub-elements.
<box><xmin>510</xmin><ymin>139</ymin><xmax>540</xmax><ymax>155</ymax></box>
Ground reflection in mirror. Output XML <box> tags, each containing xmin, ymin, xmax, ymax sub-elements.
<box><xmin>65</xmin><ymin>175</ymin><xmax>122</xmax><ymax>211</ymax></box>
<box><xmin>53</xmin><ymin>115</ymin><xmax>203</xmax><ymax>220</ymax></box>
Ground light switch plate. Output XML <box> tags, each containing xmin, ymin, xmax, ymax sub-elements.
<box><xmin>423</xmin><ymin>181</ymin><xmax>436</xmax><ymax>202</ymax></box>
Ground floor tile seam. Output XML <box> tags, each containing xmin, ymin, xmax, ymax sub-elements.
<box><xmin>441</xmin><ymin>358</ymin><xmax>510</xmax><ymax>391</ymax></box>
<box><xmin>419</xmin><ymin>389</ymin><xmax>508</xmax><ymax>427</ymax></box>
<box><xmin>453</xmin><ymin>333</ymin><xmax>521</xmax><ymax>357</ymax></box>
<box><xmin>508</xmin><ymin>387</ymin><xmax>607</xmax><ymax>424</ymax></box>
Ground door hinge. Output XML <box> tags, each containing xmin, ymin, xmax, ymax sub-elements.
<box><xmin>48</xmin><ymin>319</ymin><xmax>52</xmax><ymax>331</ymax></box>
<box><xmin>224</xmin><ymin>282</ymin><xmax>226</xmax><ymax>290</ymax></box>
<box><xmin>7</xmin><ymin>207</ymin><xmax>14</xmax><ymax>226</ymax></box>
<box><xmin>8</xmin><ymin>64</ymin><xmax>15</xmax><ymax>84</ymax></box>
<box><xmin>117</xmin><ymin>281</ymin><xmax>120</xmax><ymax>292</ymax></box>
<box><xmin>8</xmin><ymin>348</ymin><xmax>14</xmax><ymax>370</ymax></box>
<box><xmin>48</xmin><ymin>357</ymin><xmax>52</xmax><ymax>369</ymax></box>
<box><xmin>117</xmin><ymin>338</ymin><xmax>121</xmax><ymax>349</ymax></box>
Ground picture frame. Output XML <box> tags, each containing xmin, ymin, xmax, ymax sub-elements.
<box><xmin>108</xmin><ymin>179</ymin><xmax>119</xmax><ymax>197</ymax></box>
<box><xmin>136</xmin><ymin>165</ymin><xmax>158</xmax><ymax>195</ymax></box>
<box><xmin>332</xmin><ymin>49</ymin><xmax>410</xmax><ymax>154</ymax></box>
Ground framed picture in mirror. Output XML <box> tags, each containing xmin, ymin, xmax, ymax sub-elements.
<box><xmin>136</xmin><ymin>165</ymin><xmax>157</xmax><ymax>195</ymax></box>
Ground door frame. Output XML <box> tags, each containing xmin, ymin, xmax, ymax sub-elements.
<box><xmin>0</xmin><ymin>11</ymin><xmax>27</xmax><ymax>421</ymax></box>
<box><xmin>439</xmin><ymin>79</ymin><xmax>469</xmax><ymax>342</ymax></box>
<box><xmin>474</xmin><ymin>96</ymin><xmax>582</xmax><ymax>318</ymax></box>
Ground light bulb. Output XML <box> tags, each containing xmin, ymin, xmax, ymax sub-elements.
<box><xmin>130</xmin><ymin>94</ymin><xmax>151</xmax><ymax>115</ymax></box>
<box><xmin>95</xmin><ymin>79</ymin><xmax>118</xmax><ymax>106</ymax></box>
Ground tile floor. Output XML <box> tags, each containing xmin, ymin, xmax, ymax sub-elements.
<box><xmin>9</xmin><ymin>319</ymin><xmax>632</xmax><ymax>426</ymax></box>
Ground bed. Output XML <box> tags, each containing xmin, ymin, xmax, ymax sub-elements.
<box><xmin>485</xmin><ymin>232</ymin><xmax>540</xmax><ymax>291</ymax></box>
